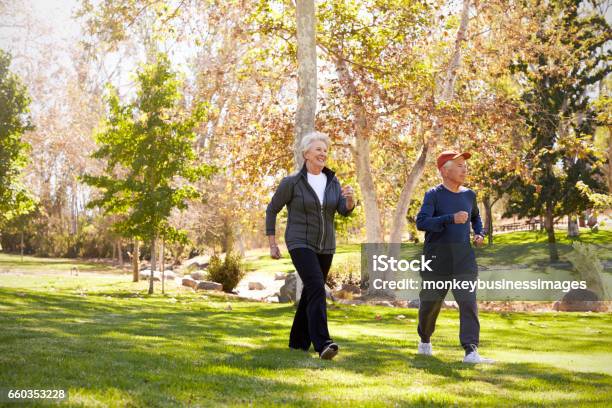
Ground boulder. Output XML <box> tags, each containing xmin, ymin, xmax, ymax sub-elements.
<box><xmin>190</xmin><ymin>271</ymin><xmax>206</xmax><ymax>280</ymax></box>
<box><xmin>248</xmin><ymin>282</ymin><xmax>266</xmax><ymax>290</ymax></box>
<box><xmin>139</xmin><ymin>269</ymin><xmax>160</xmax><ymax>281</ymax></box>
<box><xmin>554</xmin><ymin>289</ymin><xmax>605</xmax><ymax>312</ymax></box>
<box><xmin>161</xmin><ymin>270</ymin><xmax>176</xmax><ymax>280</ymax></box>
<box><xmin>274</xmin><ymin>272</ymin><xmax>287</xmax><ymax>281</ymax></box>
<box><xmin>139</xmin><ymin>269</ymin><xmax>176</xmax><ymax>281</ymax></box>
<box><xmin>182</xmin><ymin>277</ymin><xmax>198</xmax><ymax>289</ymax></box>
<box><xmin>278</xmin><ymin>273</ymin><xmax>332</xmax><ymax>303</ymax></box>
<box><xmin>278</xmin><ymin>273</ymin><xmax>297</xmax><ymax>303</ymax></box>
<box><xmin>197</xmin><ymin>281</ymin><xmax>223</xmax><ymax>291</ymax></box>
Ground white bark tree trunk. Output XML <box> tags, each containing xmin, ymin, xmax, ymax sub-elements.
<box><xmin>294</xmin><ymin>0</ymin><xmax>317</xmax><ymax>170</ymax></box>
<box><xmin>334</xmin><ymin>55</ymin><xmax>384</xmax><ymax>243</ymax></box>
<box><xmin>132</xmin><ymin>238</ymin><xmax>140</xmax><ymax>282</ymax></box>
<box><xmin>148</xmin><ymin>235</ymin><xmax>157</xmax><ymax>294</ymax></box>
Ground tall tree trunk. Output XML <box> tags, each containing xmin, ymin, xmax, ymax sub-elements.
<box><xmin>544</xmin><ymin>202</ymin><xmax>559</xmax><ymax>262</ymax></box>
<box><xmin>20</xmin><ymin>229</ymin><xmax>24</xmax><ymax>262</ymax></box>
<box><xmin>294</xmin><ymin>0</ymin><xmax>317</xmax><ymax>170</ymax></box>
<box><xmin>161</xmin><ymin>238</ymin><xmax>165</xmax><ymax>294</ymax></box>
<box><xmin>568</xmin><ymin>215</ymin><xmax>580</xmax><ymax>237</ymax></box>
<box><xmin>334</xmin><ymin>55</ymin><xmax>384</xmax><ymax>243</ymax></box>
<box><xmin>112</xmin><ymin>240</ymin><xmax>116</xmax><ymax>264</ymax></box>
<box><xmin>483</xmin><ymin>195</ymin><xmax>494</xmax><ymax>245</ymax></box>
<box><xmin>71</xmin><ymin>178</ymin><xmax>78</xmax><ymax>235</ymax></box>
<box><xmin>132</xmin><ymin>238</ymin><xmax>140</xmax><ymax>282</ymax></box>
<box><xmin>148</xmin><ymin>235</ymin><xmax>157</xmax><ymax>294</ymax></box>
<box><xmin>117</xmin><ymin>239</ymin><xmax>123</xmax><ymax>266</ymax></box>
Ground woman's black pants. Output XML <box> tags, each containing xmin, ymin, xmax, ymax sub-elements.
<box><xmin>288</xmin><ymin>248</ymin><xmax>334</xmax><ymax>353</ymax></box>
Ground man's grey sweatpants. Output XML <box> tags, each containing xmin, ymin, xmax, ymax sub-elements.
<box><xmin>417</xmin><ymin>274</ymin><xmax>480</xmax><ymax>351</ymax></box>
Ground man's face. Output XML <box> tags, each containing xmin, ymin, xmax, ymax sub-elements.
<box><xmin>441</xmin><ymin>156</ymin><xmax>468</xmax><ymax>184</ymax></box>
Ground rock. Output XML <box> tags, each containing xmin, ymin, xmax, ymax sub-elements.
<box><xmin>197</xmin><ymin>281</ymin><xmax>223</xmax><ymax>291</ymax></box>
<box><xmin>140</xmin><ymin>269</ymin><xmax>176</xmax><ymax>281</ymax></box>
<box><xmin>248</xmin><ymin>282</ymin><xmax>266</xmax><ymax>290</ymax></box>
<box><xmin>278</xmin><ymin>273</ymin><xmax>297</xmax><ymax>303</ymax></box>
<box><xmin>190</xmin><ymin>270</ymin><xmax>206</xmax><ymax>280</ymax></box>
<box><xmin>407</xmin><ymin>299</ymin><xmax>420</xmax><ymax>308</ymax></box>
<box><xmin>556</xmin><ymin>289</ymin><xmax>605</xmax><ymax>312</ymax></box>
<box><xmin>183</xmin><ymin>256</ymin><xmax>210</xmax><ymax>272</ymax></box>
<box><xmin>182</xmin><ymin>277</ymin><xmax>198</xmax><ymax>289</ymax></box>
<box><xmin>341</xmin><ymin>283</ymin><xmax>361</xmax><ymax>294</ymax></box>
<box><xmin>265</xmin><ymin>296</ymin><xmax>279</xmax><ymax>303</ymax></box>
<box><xmin>139</xmin><ymin>269</ymin><xmax>160</xmax><ymax>281</ymax></box>
<box><xmin>277</xmin><ymin>273</ymin><xmax>332</xmax><ymax>303</ymax></box>
<box><xmin>161</xmin><ymin>270</ymin><xmax>176</xmax><ymax>280</ymax></box>
<box><xmin>274</xmin><ymin>272</ymin><xmax>287</xmax><ymax>280</ymax></box>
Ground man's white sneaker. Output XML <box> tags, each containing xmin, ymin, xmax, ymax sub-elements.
<box><xmin>463</xmin><ymin>349</ymin><xmax>495</xmax><ymax>364</ymax></box>
<box><xmin>417</xmin><ymin>341</ymin><xmax>433</xmax><ymax>356</ymax></box>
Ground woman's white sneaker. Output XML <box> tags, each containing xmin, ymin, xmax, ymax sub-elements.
<box><xmin>417</xmin><ymin>341</ymin><xmax>433</xmax><ymax>356</ymax></box>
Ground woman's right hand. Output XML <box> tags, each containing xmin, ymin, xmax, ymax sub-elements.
<box><xmin>270</xmin><ymin>244</ymin><xmax>281</xmax><ymax>259</ymax></box>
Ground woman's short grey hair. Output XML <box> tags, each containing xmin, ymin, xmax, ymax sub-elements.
<box><xmin>300</xmin><ymin>131</ymin><xmax>331</xmax><ymax>157</ymax></box>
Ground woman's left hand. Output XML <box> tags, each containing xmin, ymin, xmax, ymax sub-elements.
<box><xmin>341</xmin><ymin>185</ymin><xmax>355</xmax><ymax>210</ymax></box>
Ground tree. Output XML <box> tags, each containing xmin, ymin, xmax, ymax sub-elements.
<box><xmin>504</xmin><ymin>0</ymin><xmax>611</xmax><ymax>261</ymax></box>
<box><xmin>82</xmin><ymin>53</ymin><xmax>216</xmax><ymax>294</ymax></box>
<box><xmin>0</xmin><ymin>49</ymin><xmax>35</xmax><ymax>237</ymax></box>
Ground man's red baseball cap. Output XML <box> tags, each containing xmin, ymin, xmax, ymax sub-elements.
<box><xmin>436</xmin><ymin>150</ymin><xmax>472</xmax><ymax>169</ymax></box>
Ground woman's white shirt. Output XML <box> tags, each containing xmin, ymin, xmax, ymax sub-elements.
<box><xmin>307</xmin><ymin>172</ymin><xmax>327</xmax><ymax>205</ymax></box>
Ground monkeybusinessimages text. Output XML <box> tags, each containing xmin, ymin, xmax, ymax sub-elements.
<box><xmin>371</xmin><ymin>255</ymin><xmax>588</xmax><ymax>293</ymax></box>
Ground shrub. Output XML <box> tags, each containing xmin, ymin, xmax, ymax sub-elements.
<box><xmin>207</xmin><ymin>252</ymin><xmax>246</xmax><ymax>293</ymax></box>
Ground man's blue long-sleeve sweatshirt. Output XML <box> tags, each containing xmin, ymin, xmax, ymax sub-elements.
<box><xmin>416</xmin><ymin>184</ymin><xmax>483</xmax><ymax>276</ymax></box>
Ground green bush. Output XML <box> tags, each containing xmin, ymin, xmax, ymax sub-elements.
<box><xmin>207</xmin><ymin>252</ymin><xmax>246</xmax><ymax>293</ymax></box>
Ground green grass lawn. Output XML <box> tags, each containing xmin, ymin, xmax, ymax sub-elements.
<box><xmin>1</xmin><ymin>268</ymin><xmax>611</xmax><ymax>407</ymax></box>
<box><xmin>0</xmin><ymin>252</ymin><xmax>121</xmax><ymax>273</ymax></box>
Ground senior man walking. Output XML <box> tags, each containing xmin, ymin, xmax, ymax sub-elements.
<box><xmin>415</xmin><ymin>150</ymin><xmax>494</xmax><ymax>364</ymax></box>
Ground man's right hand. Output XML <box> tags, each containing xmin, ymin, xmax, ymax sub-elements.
<box><xmin>454</xmin><ymin>211</ymin><xmax>469</xmax><ymax>224</ymax></box>
<box><xmin>270</xmin><ymin>244</ymin><xmax>281</xmax><ymax>259</ymax></box>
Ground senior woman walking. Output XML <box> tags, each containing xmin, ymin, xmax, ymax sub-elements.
<box><xmin>265</xmin><ymin>131</ymin><xmax>355</xmax><ymax>360</ymax></box>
